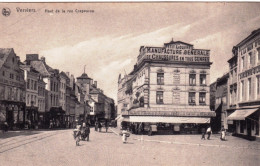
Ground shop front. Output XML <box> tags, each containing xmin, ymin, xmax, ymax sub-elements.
<box><xmin>0</xmin><ymin>101</ymin><xmax>25</xmax><ymax>130</ymax></box>
<box><xmin>122</xmin><ymin>108</ymin><xmax>215</xmax><ymax>135</ymax></box>
<box><xmin>227</xmin><ymin>107</ymin><xmax>259</xmax><ymax>140</ymax></box>
<box><xmin>48</xmin><ymin>107</ymin><xmax>66</xmax><ymax>128</ymax></box>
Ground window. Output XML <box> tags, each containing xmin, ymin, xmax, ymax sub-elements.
<box><xmin>156</xmin><ymin>91</ymin><xmax>163</xmax><ymax>104</ymax></box>
<box><xmin>241</xmin><ymin>80</ymin><xmax>244</xmax><ymax>101</ymax></box>
<box><xmin>188</xmin><ymin>92</ymin><xmax>196</xmax><ymax>105</ymax></box>
<box><xmin>248</xmin><ymin>78</ymin><xmax>252</xmax><ymax>99</ymax></box>
<box><xmin>27</xmin><ymin>79</ymin><xmax>30</xmax><ymax>89</ymax></box>
<box><xmin>9</xmin><ymin>73</ymin><xmax>14</xmax><ymax>79</ymax></box>
<box><xmin>2</xmin><ymin>71</ymin><xmax>5</xmax><ymax>76</ymax></box>
<box><xmin>31</xmin><ymin>80</ymin><xmax>33</xmax><ymax>90</ymax></box>
<box><xmin>157</xmin><ymin>73</ymin><xmax>164</xmax><ymax>85</ymax></box>
<box><xmin>199</xmin><ymin>92</ymin><xmax>206</xmax><ymax>105</ymax></box>
<box><xmin>200</xmin><ymin>74</ymin><xmax>206</xmax><ymax>85</ymax></box>
<box><xmin>257</xmin><ymin>76</ymin><xmax>260</xmax><ymax>96</ymax></box>
<box><xmin>248</xmin><ymin>52</ymin><xmax>253</xmax><ymax>66</ymax></box>
<box><xmin>189</xmin><ymin>74</ymin><xmax>196</xmax><ymax>85</ymax></box>
<box><xmin>16</xmin><ymin>75</ymin><xmax>20</xmax><ymax>81</ymax></box>
<box><xmin>241</xmin><ymin>56</ymin><xmax>245</xmax><ymax>70</ymax></box>
<box><xmin>34</xmin><ymin>81</ymin><xmax>37</xmax><ymax>90</ymax></box>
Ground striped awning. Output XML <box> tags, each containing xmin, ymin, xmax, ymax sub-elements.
<box><xmin>227</xmin><ymin>108</ymin><xmax>258</xmax><ymax>120</ymax></box>
<box><xmin>129</xmin><ymin>116</ymin><xmax>210</xmax><ymax>124</ymax></box>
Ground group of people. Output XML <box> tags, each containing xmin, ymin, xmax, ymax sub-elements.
<box><xmin>201</xmin><ymin>126</ymin><xmax>226</xmax><ymax>141</ymax></box>
<box><xmin>94</xmin><ymin>121</ymin><xmax>109</xmax><ymax>133</ymax></box>
<box><xmin>73</xmin><ymin>122</ymin><xmax>91</xmax><ymax>146</ymax></box>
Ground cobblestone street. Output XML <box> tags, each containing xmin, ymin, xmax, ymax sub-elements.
<box><xmin>0</xmin><ymin>128</ymin><xmax>259</xmax><ymax>166</ymax></box>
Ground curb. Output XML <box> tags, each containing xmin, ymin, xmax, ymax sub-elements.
<box><xmin>133</xmin><ymin>138</ymin><xmax>260</xmax><ymax>150</ymax></box>
<box><xmin>109</xmin><ymin>127</ymin><xmax>120</xmax><ymax>136</ymax></box>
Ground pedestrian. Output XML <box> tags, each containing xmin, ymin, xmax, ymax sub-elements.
<box><xmin>220</xmin><ymin>126</ymin><xmax>226</xmax><ymax>141</ymax></box>
<box><xmin>206</xmin><ymin>126</ymin><xmax>212</xmax><ymax>140</ymax></box>
<box><xmin>95</xmin><ymin>121</ymin><xmax>98</xmax><ymax>131</ymax></box>
<box><xmin>3</xmin><ymin>122</ymin><xmax>8</xmax><ymax>133</ymax></box>
<box><xmin>74</xmin><ymin>124</ymin><xmax>81</xmax><ymax>146</ymax></box>
<box><xmin>86</xmin><ymin>124</ymin><xmax>90</xmax><ymax>141</ymax></box>
<box><xmin>98</xmin><ymin>122</ymin><xmax>102</xmax><ymax>132</ymax></box>
<box><xmin>201</xmin><ymin>127</ymin><xmax>206</xmax><ymax>140</ymax></box>
<box><xmin>105</xmin><ymin>121</ymin><xmax>108</xmax><ymax>132</ymax></box>
<box><xmin>120</xmin><ymin>128</ymin><xmax>130</xmax><ymax>144</ymax></box>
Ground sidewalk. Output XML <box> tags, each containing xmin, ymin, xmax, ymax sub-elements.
<box><xmin>109</xmin><ymin>127</ymin><xmax>260</xmax><ymax>150</ymax></box>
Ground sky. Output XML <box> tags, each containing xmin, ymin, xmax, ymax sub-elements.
<box><xmin>1</xmin><ymin>2</ymin><xmax>260</xmax><ymax>102</ymax></box>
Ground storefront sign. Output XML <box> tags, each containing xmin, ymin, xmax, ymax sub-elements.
<box><xmin>123</xmin><ymin>110</ymin><xmax>216</xmax><ymax>117</ymax></box>
<box><xmin>144</xmin><ymin>54</ymin><xmax>210</xmax><ymax>63</ymax></box>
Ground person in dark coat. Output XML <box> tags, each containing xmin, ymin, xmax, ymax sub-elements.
<box><xmin>201</xmin><ymin>127</ymin><xmax>206</xmax><ymax>140</ymax></box>
<box><xmin>98</xmin><ymin>122</ymin><xmax>102</xmax><ymax>132</ymax></box>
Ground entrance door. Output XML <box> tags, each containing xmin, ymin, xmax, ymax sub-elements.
<box><xmin>246</xmin><ymin>119</ymin><xmax>252</xmax><ymax>136</ymax></box>
<box><xmin>7</xmin><ymin>110</ymin><xmax>14</xmax><ymax>128</ymax></box>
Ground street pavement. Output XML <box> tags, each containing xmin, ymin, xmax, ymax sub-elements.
<box><xmin>0</xmin><ymin>128</ymin><xmax>259</xmax><ymax>166</ymax></box>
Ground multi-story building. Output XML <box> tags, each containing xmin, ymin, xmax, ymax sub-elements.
<box><xmin>227</xmin><ymin>28</ymin><xmax>260</xmax><ymax>140</ymax></box>
<box><xmin>20</xmin><ymin>63</ymin><xmax>40</xmax><ymax>128</ymax></box>
<box><xmin>37</xmin><ymin>75</ymin><xmax>46</xmax><ymax>127</ymax></box>
<box><xmin>117</xmin><ymin>74</ymin><xmax>133</xmax><ymax>116</ymax></box>
<box><xmin>59</xmin><ymin>71</ymin><xmax>69</xmax><ymax>112</ymax></box>
<box><xmin>27</xmin><ymin>55</ymin><xmax>65</xmax><ymax>127</ymax></box>
<box><xmin>0</xmin><ymin>48</ymin><xmax>26</xmax><ymax>129</ymax></box>
<box><xmin>119</xmin><ymin>39</ymin><xmax>215</xmax><ymax>133</ymax></box>
<box><xmin>210</xmin><ymin>73</ymin><xmax>229</xmax><ymax>132</ymax></box>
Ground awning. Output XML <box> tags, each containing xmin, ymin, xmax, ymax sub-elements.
<box><xmin>115</xmin><ymin>115</ymin><xmax>130</xmax><ymax>122</ymax></box>
<box><xmin>227</xmin><ymin>108</ymin><xmax>258</xmax><ymax>120</ymax></box>
<box><xmin>129</xmin><ymin>116</ymin><xmax>210</xmax><ymax>124</ymax></box>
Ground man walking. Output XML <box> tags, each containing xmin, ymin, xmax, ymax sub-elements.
<box><xmin>206</xmin><ymin>126</ymin><xmax>212</xmax><ymax>140</ymax></box>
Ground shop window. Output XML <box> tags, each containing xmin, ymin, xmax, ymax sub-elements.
<box><xmin>189</xmin><ymin>74</ymin><xmax>196</xmax><ymax>85</ymax></box>
<box><xmin>156</xmin><ymin>91</ymin><xmax>164</xmax><ymax>104</ymax></box>
<box><xmin>199</xmin><ymin>92</ymin><xmax>206</xmax><ymax>105</ymax></box>
<box><xmin>200</xmin><ymin>74</ymin><xmax>206</xmax><ymax>85</ymax></box>
<box><xmin>188</xmin><ymin>92</ymin><xmax>196</xmax><ymax>105</ymax></box>
<box><xmin>157</xmin><ymin>73</ymin><xmax>164</xmax><ymax>85</ymax></box>
<box><xmin>240</xmin><ymin>121</ymin><xmax>244</xmax><ymax>133</ymax></box>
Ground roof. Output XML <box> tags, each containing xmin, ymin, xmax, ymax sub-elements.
<box><xmin>236</xmin><ymin>28</ymin><xmax>260</xmax><ymax>47</ymax></box>
<box><xmin>30</xmin><ymin>61</ymin><xmax>50</xmax><ymax>77</ymax></box>
<box><xmin>164</xmin><ymin>40</ymin><xmax>193</xmax><ymax>47</ymax></box>
<box><xmin>60</xmin><ymin>71</ymin><xmax>70</xmax><ymax>80</ymax></box>
<box><xmin>0</xmin><ymin>48</ymin><xmax>13</xmax><ymax>69</ymax></box>
<box><xmin>77</xmin><ymin>73</ymin><xmax>92</xmax><ymax>79</ymax></box>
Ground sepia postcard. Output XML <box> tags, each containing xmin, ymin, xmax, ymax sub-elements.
<box><xmin>0</xmin><ymin>2</ymin><xmax>260</xmax><ymax>166</ymax></box>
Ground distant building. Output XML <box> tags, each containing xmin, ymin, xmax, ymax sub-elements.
<box><xmin>118</xmin><ymin>39</ymin><xmax>215</xmax><ymax>133</ymax></box>
<box><xmin>227</xmin><ymin>28</ymin><xmax>260</xmax><ymax>140</ymax></box>
<box><xmin>210</xmin><ymin>73</ymin><xmax>229</xmax><ymax>132</ymax></box>
<box><xmin>0</xmin><ymin>48</ymin><xmax>26</xmax><ymax>129</ymax></box>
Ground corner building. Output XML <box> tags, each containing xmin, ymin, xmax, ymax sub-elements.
<box><xmin>120</xmin><ymin>40</ymin><xmax>215</xmax><ymax>133</ymax></box>
<box><xmin>227</xmin><ymin>28</ymin><xmax>260</xmax><ymax>140</ymax></box>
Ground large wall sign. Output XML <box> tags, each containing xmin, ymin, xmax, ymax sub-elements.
<box><xmin>138</xmin><ymin>42</ymin><xmax>210</xmax><ymax>64</ymax></box>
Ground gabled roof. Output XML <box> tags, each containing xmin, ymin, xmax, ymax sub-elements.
<box><xmin>60</xmin><ymin>71</ymin><xmax>70</xmax><ymax>80</ymax></box>
<box><xmin>0</xmin><ymin>48</ymin><xmax>13</xmax><ymax>69</ymax></box>
<box><xmin>30</xmin><ymin>61</ymin><xmax>50</xmax><ymax>77</ymax></box>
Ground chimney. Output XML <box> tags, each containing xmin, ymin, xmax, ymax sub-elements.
<box><xmin>94</xmin><ymin>81</ymin><xmax>97</xmax><ymax>88</ymax></box>
<box><xmin>26</xmin><ymin>54</ymin><xmax>39</xmax><ymax>64</ymax></box>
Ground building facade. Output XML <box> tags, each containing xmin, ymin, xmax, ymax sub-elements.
<box><xmin>210</xmin><ymin>73</ymin><xmax>230</xmax><ymax>132</ymax></box>
<box><xmin>227</xmin><ymin>28</ymin><xmax>260</xmax><ymax>140</ymax></box>
<box><xmin>0</xmin><ymin>48</ymin><xmax>26</xmax><ymax>129</ymax></box>
<box><xmin>119</xmin><ymin>40</ymin><xmax>215</xmax><ymax>133</ymax></box>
